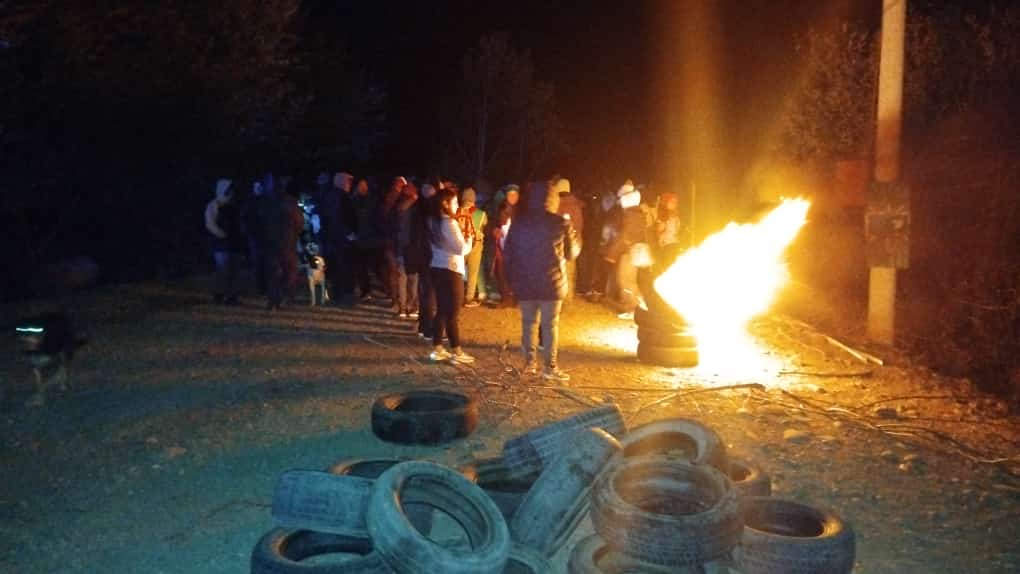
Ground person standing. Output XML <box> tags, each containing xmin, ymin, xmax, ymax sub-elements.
<box><xmin>266</xmin><ymin>178</ymin><xmax>305</xmax><ymax>310</ymax></box>
<box><xmin>412</xmin><ymin>183</ymin><xmax>438</xmax><ymax>339</ymax></box>
<box><xmin>490</xmin><ymin>184</ymin><xmax>519</xmax><ymax>307</ymax></box>
<box><xmin>350</xmin><ymin>178</ymin><xmax>377</xmax><ymax>302</ymax></box>
<box><xmin>505</xmin><ymin>181</ymin><xmax>579</xmax><ymax>381</ymax></box>
<box><xmin>655</xmin><ymin>192</ymin><xmax>685</xmax><ymax>267</ymax></box>
<box><xmin>605</xmin><ymin>181</ymin><xmax>646</xmax><ymax>319</ymax></box>
<box><xmin>205</xmin><ymin>178</ymin><xmax>242</xmax><ymax>305</ymax></box>
<box><xmin>378</xmin><ymin>176</ymin><xmax>407</xmax><ymax>309</ymax></box>
<box><xmin>428</xmin><ymin>187</ymin><xmax>475</xmax><ymax>364</ymax></box>
<box><xmin>333</xmin><ymin>172</ymin><xmax>357</xmax><ymax>303</ymax></box>
<box><xmin>243</xmin><ymin>177</ymin><xmax>273</xmax><ymax>296</ymax></box>
<box><xmin>395</xmin><ymin>180</ymin><xmax>420</xmax><ymax>318</ymax></box>
<box><xmin>553</xmin><ymin>177</ymin><xmax>585</xmax><ymax>300</ymax></box>
<box><xmin>458</xmin><ymin>187</ymin><xmax>487</xmax><ymax>307</ymax></box>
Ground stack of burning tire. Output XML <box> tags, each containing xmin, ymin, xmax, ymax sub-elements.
<box><xmin>635</xmin><ymin>294</ymin><xmax>699</xmax><ymax>368</ymax></box>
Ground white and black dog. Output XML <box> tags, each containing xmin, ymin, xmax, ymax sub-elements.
<box><xmin>15</xmin><ymin>312</ymin><xmax>87</xmax><ymax>407</ymax></box>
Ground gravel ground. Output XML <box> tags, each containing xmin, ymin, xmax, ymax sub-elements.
<box><xmin>1</xmin><ymin>279</ymin><xmax>1018</xmax><ymax>573</ymax></box>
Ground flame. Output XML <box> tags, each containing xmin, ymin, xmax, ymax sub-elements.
<box><xmin>653</xmin><ymin>198</ymin><xmax>810</xmax><ymax>376</ymax></box>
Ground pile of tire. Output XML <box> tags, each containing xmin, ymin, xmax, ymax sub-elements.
<box><xmin>251</xmin><ymin>401</ymin><xmax>855</xmax><ymax>573</ymax></box>
<box><xmin>634</xmin><ymin>299</ymin><xmax>699</xmax><ymax>368</ymax></box>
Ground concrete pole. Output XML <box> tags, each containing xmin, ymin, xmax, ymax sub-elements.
<box><xmin>868</xmin><ymin>0</ymin><xmax>907</xmax><ymax>344</ymax></box>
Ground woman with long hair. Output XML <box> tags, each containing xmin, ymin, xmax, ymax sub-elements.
<box><xmin>427</xmin><ymin>186</ymin><xmax>475</xmax><ymax>363</ymax></box>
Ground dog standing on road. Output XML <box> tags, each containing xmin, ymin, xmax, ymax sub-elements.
<box><xmin>304</xmin><ymin>255</ymin><xmax>329</xmax><ymax>306</ymax></box>
<box><xmin>16</xmin><ymin>312</ymin><xmax>87</xmax><ymax>407</ymax></box>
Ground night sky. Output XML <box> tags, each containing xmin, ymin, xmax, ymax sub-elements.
<box><xmin>307</xmin><ymin>0</ymin><xmax>879</xmax><ymax>194</ymax></box>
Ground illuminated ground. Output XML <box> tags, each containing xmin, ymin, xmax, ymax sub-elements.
<box><xmin>1</xmin><ymin>280</ymin><xmax>1018</xmax><ymax>573</ymax></box>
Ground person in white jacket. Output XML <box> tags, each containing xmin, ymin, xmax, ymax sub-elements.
<box><xmin>428</xmin><ymin>186</ymin><xmax>475</xmax><ymax>363</ymax></box>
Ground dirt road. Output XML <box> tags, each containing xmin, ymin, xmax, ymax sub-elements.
<box><xmin>1</xmin><ymin>281</ymin><xmax>1018</xmax><ymax>573</ymax></box>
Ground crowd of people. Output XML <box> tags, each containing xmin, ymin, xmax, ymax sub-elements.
<box><xmin>204</xmin><ymin>172</ymin><xmax>690</xmax><ymax>379</ymax></box>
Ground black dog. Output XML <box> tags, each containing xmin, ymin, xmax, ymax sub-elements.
<box><xmin>15</xmin><ymin>312</ymin><xmax>87</xmax><ymax>407</ymax></box>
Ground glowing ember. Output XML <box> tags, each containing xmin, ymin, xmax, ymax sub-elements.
<box><xmin>654</xmin><ymin>198</ymin><xmax>811</xmax><ymax>342</ymax></box>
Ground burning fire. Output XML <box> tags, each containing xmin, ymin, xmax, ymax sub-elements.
<box><xmin>654</xmin><ymin>198</ymin><xmax>810</xmax><ymax>375</ymax></box>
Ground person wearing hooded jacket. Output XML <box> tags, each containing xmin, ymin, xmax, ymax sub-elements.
<box><xmin>427</xmin><ymin>186</ymin><xmax>475</xmax><ymax>364</ymax></box>
<box><xmin>457</xmin><ymin>187</ymin><xmax>487</xmax><ymax>307</ymax></box>
<box><xmin>205</xmin><ymin>178</ymin><xmax>242</xmax><ymax>305</ymax></box>
<box><xmin>504</xmin><ymin>181</ymin><xmax>579</xmax><ymax>381</ymax></box>
<box><xmin>265</xmin><ymin>179</ymin><xmax>305</xmax><ymax>310</ymax></box>
<box><xmin>605</xmin><ymin>181</ymin><xmax>647</xmax><ymax>319</ymax></box>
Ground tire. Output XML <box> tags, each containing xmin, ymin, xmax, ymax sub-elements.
<box><xmin>634</xmin><ymin>305</ymin><xmax>687</xmax><ymax>332</ymax></box>
<box><xmin>271</xmin><ymin>470</ymin><xmax>373</xmax><ymax>537</ymax></box>
<box><xmin>510</xmin><ymin>428</ymin><xmax>622</xmax><ymax>557</ymax></box>
<box><xmin>502</xmin><ymin>404</ymin><xmax>626</xmax><ymax>476</ymax></box>
<box><xmin>568</xmin><ymin>534</ymin><xmax>676</xmax><ymax>574</ymax></box>
<box><xmin>620</xmin><ymin>418</ymin><xmax>730</xmax><ymax>473</ymax></box>
<box><xmin>327</xmin><ymin>458</ymin><xmax>434</xmax><ymax>535</ymax></box>
<box><xmin>729</xmin><ymin>458</ymin><xmax>771</xmax><ymax>498</ymax></box>
<box><xmin>367</xmin><ymin>461</ymin><xmax>510</xmax><ymax>574</ymax></box>
<box><xmin>735</xmin><ymin>497</ymin><xmax>855</xmax><ymax>574</ymax></box>
<box><xmin>459</xmin><ymin>457</ymin><xmax>540</xmax><ymax>520</ymax></box>
<box><xmin>636</xmin><ymin>342</ymin><xmax>698</xmax><ymax>367</ymax></box>
<box><xmin>636</xmin><ymin>326</ymin><xmax>697</xmax><ymax>348</ymax></box>
<box><xmin>371</xmin><ymin>390</ymin><xmax>479</xmax><ymax>445</ymax></box>
<box><xmin>250</xmin><ymin>528</ymin><xmax>393</xmax><ymax>574</ymax></box>
<box><xmin>504</xmin><ymin>544</ymin><xmax>552</xmax><ymax>574</ymax></box>
<box><xmin>590</xmin><ymin>457</ymin><xmax>743</xmax><ymax>567</ymax></box>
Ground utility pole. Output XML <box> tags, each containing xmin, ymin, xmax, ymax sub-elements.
<box><xmin>868</xmin><ymin>0</ymin><xmax>908</xmax><ymax>344</ymax></box>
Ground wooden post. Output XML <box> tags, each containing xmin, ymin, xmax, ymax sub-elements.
<box><xmin>868</xmin><ymin>0</ymin><xmax>907</xmax><ymax>345</ymax></box>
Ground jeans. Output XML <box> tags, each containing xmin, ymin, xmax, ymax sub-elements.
<box><xmin>432</xmin><ymin>267</ymin><xmax>464</xmax><ymax>348</ymax></box>
<box><xmin>464</xmin><ymin>242</ymin><xmax>486</xmax><ymax>301</ymax></box>
<box><xmin>396</xmin><ymin>256</ymin><xmax>419</xmax><ymax>313</ymax></box>
<box><xmin>520</xmin><ymin>300</ymin><xmax>563</xmax><ymax>368</ymax></box>
<box><xmin>212</xmin><ymin>250</ymin><xmax>239</xmax><ymax>298</ymax></box>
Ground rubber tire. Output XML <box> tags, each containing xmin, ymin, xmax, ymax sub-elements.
<box><xmin>327</xmin><ymin>458</ymin><xmax>434</xmax><ymax>535</ymax></box>
<box><xmin>568</xmin><ymin>534</ymin><xmax>676</xmax><ymax>574</ymax></box>
<box><xmin>591</xmin><ymin>457</ymin><xmax>743</xmax><ymax>567</ymax></box>
<box><xmin>250</xmin><ymin>528</ymin><xmax>393</xmax><ymax>574</ymax></box>
<box><xmin>729</xmin><ymin>458</ymin><xmax>771</xmax><ymax>498</ymax></box>
<box><xmin>636</xmin><ymin>326</ymin><xmax>697</xmax><ymax>348</ymax></box>
<box><xmin>634</xmin><ymin>305</ymin><xmax>687</xmax><ymax>332</ymax></box>
<box><xmin>371</xmin><ymin>390</ymin><xmax>479</xmax><ymax>445</ymax></box>
<box><xmin>459</xmin><ymin>457</ymin><xmax>540</xmax><ymax>520</ymax></box>
<box><xmin>621</xmin><ymin>418</ymin><xmax>730</xmax><ymax>473</ymax></box>
<box><xmin>502</xmin><ymin>404</ymin><xmax>626</xmax><ymax>476</ymax></box>
<box><xmin>735</xmin><ymin>497</ymin><xmax>855</xmax><ymax>574</ymax></box>
<box><xmin>636</xmin><ymin>342</ymin><xmax>699</xmax><ymax>367</ymax></box>
<box><xmin>271</xmin><ymin>470</ymin><xmax>373</xmax><ymax>537</ymax></box>
<box><xmin>504</xmin><ymin>544</ymin><xmax>552</xmax><ymax>574</ymax></box>
<box><xmin>367</xmin><ymin>460</ymin><xmax>510</xmax><ymax>574</ymax></box>
<box><xmin>510</xmin><ymin>428</ymin><xmax>622</xmax><ymax>557</ymax></box>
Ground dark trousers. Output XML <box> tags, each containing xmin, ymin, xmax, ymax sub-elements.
<box><xmin>382</xmin><ymin>246</ymin><xmax>399</xmax><ymax>304</ymax></box>
<box><xmin>249</xmin><ymin>241</ymin><xmax>267</xmax><ymax>295</ymax></box>
<box><xmin>417</xmin><ymin>267</ymin><xmax>437</xmax><ymax>338</ymax></box>
<box><xmin>335</xmin><ymin>245</ymin><xmax>355</xmax><ymax>298</ymax></box>
<box><xmin>431</xmin><ymin>267</ymin><xmax>464</xmax><ymax>348</ymax></box>
<box><xmin>267</xmin><ymin>251</ymin><xmax>298</xmax><ymax>307</ymax></box>
<box><xmin>353</xmin><ymin>246</ymin><xmax>374</xmax><ymax>297</ymax></box>
<box><xmin>213</xmin><ymin>250</ymin><xmax>240</xmax><ymax>298</ymax></box>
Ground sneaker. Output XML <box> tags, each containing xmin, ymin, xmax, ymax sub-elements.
<box><xmin>408</xmin><ymin>311</ymin><xmax>420</xmax><ymax>319</ymax></box>
<box><xmin>450</xmin><ymin>348</ymin><xmax>475</xmax><ymax>364</ymax></box>
<box><xmin>399</xmin><ymin>312</ymin><xmax>408</xmax><ymax>319</ymax></box>
<box><xmin>429</xmin><ymin>346</ymin><xmax>452</xmax><ymax>362</ymax></box>
<box><xmin>542</xmin><ymin>367</ymin><xmax>571</xmax><ymax>382</ymax></box>
<box><xmin>617</xmin><ymin>311</ymin><xmax>634</xmax><ymax>320</ymax></box>
<box><xmin>524</xmin><ymin>362</ymin><xmax>540</xmax><ymax>376</ymax></box>
<box><xmin>464</xmin><ymin>300</ymin><xmax>481</xmax><ymax>308</ymax></box>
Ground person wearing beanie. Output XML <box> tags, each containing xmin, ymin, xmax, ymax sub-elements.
<box><xmin>489</xmin><ymin>184</ymin><xmax>520</xmax><ymax>307</ymax></box>
<box><xmin>605</xmin><ymin>181</ymin><xmax>647</xmax><ymax>319</ymax></box>
<box><xmin>205</xmin><ymin>178</ymin><xmax>242</xmax><ymax>305</ymax></box>
<box><xmin>504</xmin><ymin>181</ymin><xmax>580</xmax><ymax>381</ymax></box>
<box><xmin>458</xmin><ymin>187</ymin><xmax>488</xmax><ymax>307</ymax></box>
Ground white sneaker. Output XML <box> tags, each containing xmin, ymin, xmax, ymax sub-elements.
<box><xmin>450</xmin><ymin>348</ymin><xmax>475</xmax><ymax>364</ymax></box>
<box><xmin>617</xmin><ymin>311</ymin><xmax>634</xmax><ymax>320</ymax></box>
<box><xmin>543</xmin><ymin>368</ymin><xmax>571</xmax><ymax>382</ymax></box>
<box><xmin>523</xmin><ymin>362</ymin><xmax>540</xmax><ymax>376</ymax></box>
<box><xmin>429</xmin><ymin>347</ymin><xmax>452</xmax><ymax>362</ymax></box>
<box><xmin>409</xmin><ymin>311</ymin><xmax>419</xmax><ymax>319</ymax></box>
<box><xmin>399</xmin><ymin>312</ymin><xmax>408</xmax><ymax>319</ymax></box>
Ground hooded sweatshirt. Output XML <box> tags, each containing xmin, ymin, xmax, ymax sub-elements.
<box><xmin>504</xmin><ymin>182</ymin><xmax>579</xmax><ymax>301</ymax></box>
<box><xmin>205</xmin><ymin>179</ymin><xmax>242</xmax><ymax>252</ymax></box>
